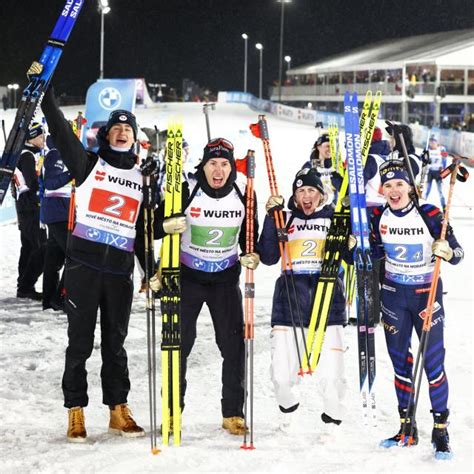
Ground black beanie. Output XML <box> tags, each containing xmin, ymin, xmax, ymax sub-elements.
<box><xmin>292</xmin><ymin>168</ymin><xmax>325</xmax><ymax>195</ymax></box>
<box><xmin>314</xmin><ymin>133</ymin><xmax>330</xmax><ymax>149</ymax></box>
<box><xmin>310</xmin><ymin>133</ymin><xmax>330</xmax><ymax>161</ymax></box>
<box><xmin>195</xmin><ymin>138</ymin><xmax>237</xmax><ymax>194</ymax></box>
<box><xmin>105</xmin><ymin>109</ymin><xmax>138</xmax><ymax>140</ymax></box>
<box><xmin>27</xmin><ymin>121</ymin><xmax>44</xmax><ymax>140</ymax></box>
<box><xmin>198</xmin><ymin>137</ymin><xmax>235</xmax><ymax>168</ymax></box>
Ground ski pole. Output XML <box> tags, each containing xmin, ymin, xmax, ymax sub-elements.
<box><xmin>142</xmin><ymin>169</ymin><xmax>159</xmax><ymax>454</ymax></box>
<box><xmin>385</xmin><ymin>121</ymin><xmax>420</xmax><ymax>201</ymax></box>
<box><xmin>417</xmin><ymin>129</ymin><xmax>432</xmax><ymax>196</ymax></box>
<box><xmin>203</xmin><ymin>103</ymin><xmax>216</xmax><ymax>141</ymax></box>
<box><xmin>239</xmin><ymin>150</ymin><xmax>256</xmax><ymax>450</ymax></box>
<box><xmin>401</xmin><ymin>156</ymin><xmax>469</xmax><ymax>445</ymax></box>
<box><xmin>1</xmin><ymin>119</ymin><xmax>6</xmax><ymax>145</ymax></box>
<box><xmin>250</xmin><ymin>115</ymin><xmax>312</xmax><ymax>376</ymax></box>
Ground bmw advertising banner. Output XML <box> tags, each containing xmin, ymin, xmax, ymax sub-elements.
<box><xmin>82</xmin><ymin>79</ymin><xmax>137</xmax><ymax>150</ymax></box>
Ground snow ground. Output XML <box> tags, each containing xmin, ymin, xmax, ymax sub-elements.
<box><xmin>0</xmin><ymin>102</ymin><xmax>473</xmax><ymax>473</ymax></box>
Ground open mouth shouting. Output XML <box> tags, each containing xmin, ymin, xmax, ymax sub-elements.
<box><xmin>382</xmin><ymin>179</ymin><xmax>412</xmax><ymax>210</ymax></box>
<box><xmin>301</xmin><ymin>199</ymin><xmax>315</xmax><ymax>213</ymax></box>
<box><xmin>203</xmin><ymin>157</ymin><xmax>232</xmax><ymax>189</ymax></box>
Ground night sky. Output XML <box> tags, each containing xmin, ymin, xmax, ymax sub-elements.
<box><xmin>1</xmin><ymin>0</ymin><xmax>474</xmax><ymax>98</ymax></box>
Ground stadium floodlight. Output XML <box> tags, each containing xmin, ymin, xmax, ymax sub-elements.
<box><xmin>255</xmin><ymin>44</ymin><xmax>264</xmax><ymax>99</ymax></box>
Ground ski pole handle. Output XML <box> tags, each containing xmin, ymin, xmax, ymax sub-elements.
<box><xmin>258</xmin><ymin>115</ymin><xmax>269</xmax><ymax>140</ymax></box>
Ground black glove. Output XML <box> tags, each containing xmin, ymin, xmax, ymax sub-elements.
<box><xmin>140</xmin><ymin>156</ymin><xmax>158</xmax><ymax>177</ymax></box>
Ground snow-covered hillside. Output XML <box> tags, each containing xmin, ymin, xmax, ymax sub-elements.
<box><xmin>0</xmin><ymin>102</ymin><xmax>472</xmax><ymax>473</ymax></box>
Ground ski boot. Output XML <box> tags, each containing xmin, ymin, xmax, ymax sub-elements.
<box><xmin>380</xmin><ymin>407</ymin><xmax>418</xmax><ymax>448</ymax></box>
<box><xmin>321</xmin><ymin>412</ymin><xmax>342</xmax><ymax>426</ymax></box>
<box><xmin>432</xmin><ymin>409</ymin><xmax>452</xmax><ymax>460</ymax></box>
<box><xmin>278</xmin><ymin>403</ymin><xmax>299</xmax><ymax>432</ymax></box>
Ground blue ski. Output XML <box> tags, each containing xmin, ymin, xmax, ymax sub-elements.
<box><xmin>344</xmin><ymin>91</ymin><xmax>376</xmax><ymax>425</ymax></box>
<box><xmin>0</xmin><ymin>0</ymin><xmax>84</xmax><ymax>205</ymax></box>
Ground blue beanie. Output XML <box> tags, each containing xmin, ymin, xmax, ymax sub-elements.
<box><xmin>380</xmin><ymin>161</ymin><xmax>411</xmax><ymax>185</ymax></box>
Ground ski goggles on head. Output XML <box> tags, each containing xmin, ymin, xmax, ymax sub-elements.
<box><xmin>206</xmin><ymin>137</ymin><xmax>234</xmax><ymax>151</ymax></box>
<box><xmin>202</xmin><ymin>137</ymin><xmax>235</xmax><ymax>164</ymax></box>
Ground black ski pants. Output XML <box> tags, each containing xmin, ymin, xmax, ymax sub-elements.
<box><xmin>179</xmin><ymin>278</ymin><xmax>245</xmax><ymax>418</ymax></box>
<box><xmin>43</xmin><ymin>221</ymin><xmax>68</xmax><ymax>308</ymax></box>
<box><xmin>16</xmin><ymin>208</ymin><xmax>46</xmax><ymax>292</ymax></box>
<box><xmin>62</xmin><ymin>261</ymin><xmax>133</xmax><ymax>408</ymax></box>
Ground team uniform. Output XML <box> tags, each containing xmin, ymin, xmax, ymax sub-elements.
<box><xmin>371</xmin><ymin>196</ymin><xmax>463</xmax><ymax>455</ymax></box>
<box><xmin>41</xmin><ymin>138</ymin><xmax>72</xmax><ymax>310</ymax></box>
<box><xmin>258</xmin><ymin>191</ymin><xmax>348</xmax><ymax>425</ymax></box>
<box><xmin>42</xmin><ymin>89</ymin><xmax>149</xmax><ymax>419</ymax></box>
<box><xmin>155</xmin><ymin>157</ymin><xmax>258</xmax><ymax>422</ymax></box>
<box><xmin>13</xmin><ymin>137</ymin><xmax>47</xmax><ymax>299</ymax></box>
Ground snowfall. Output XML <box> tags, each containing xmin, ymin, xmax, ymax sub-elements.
<box><xmin>0</xmin><ymin>101</ymin><xmax>472</xmax><ymax>474</ymax></box>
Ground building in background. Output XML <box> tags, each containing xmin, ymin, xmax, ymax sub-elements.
<box><xmin>271</xmin><ymin>29</ymin><xmax>474</xmax><ymax>129</ymax></box>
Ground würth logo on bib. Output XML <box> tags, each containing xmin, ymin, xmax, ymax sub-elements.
<box><xmin>95</xmin><ymin>170</ymin><xmax>106</xmax><ymax>181</ymax></box>
<box><xmin>190</xmin><ymin>207</ymin><xmax>201</xmax><ymax>218</ymax></box>
<box><xmin>287</xmin><ymin>225</ymin><xmax>295</xmax><ymax>234</ymax></box>
<box><xmin>381</xmin><ymin>224</ymin><xmax>388</xmax><ymax>235</ymax></box>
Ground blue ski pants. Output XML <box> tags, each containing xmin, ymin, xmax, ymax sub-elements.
<box><xmin>380</xmin><ymin>278</ymin><xmax>449</xmax><ymax>412</ymax></box>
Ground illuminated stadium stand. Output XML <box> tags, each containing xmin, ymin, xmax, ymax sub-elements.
<box><xmin>271</xmin><ymin>29</ymin><xmax>474</xmax><ymax>129</ymax></box>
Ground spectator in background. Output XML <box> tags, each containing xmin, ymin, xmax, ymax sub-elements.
<box><xmin>424</xmin><ymin>136</ymin><xmax>447</xmax><ymax>211</ymax></box>
<box><xmin>302</xmin><ymin>133</ymin><xmax>342</xmax><ymax>205</ymax></box>
<box><xmin>13</xmin><ymin>122</ymin><xmax>47</xmax><ymax>300</ymax></box>
<box><xmin>41</xmin><ymin>135</ymin><xmax>73</xmax><ymax>311</ymax></box>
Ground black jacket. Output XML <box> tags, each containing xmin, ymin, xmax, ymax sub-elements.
<box><xmin>15</xmin><ymin>144</ymin><xmax>41</xmax><ymax>214</ymax></box>
<box><xmin>41</xmin><ymin>88</ymin><xmax>150</xmax><ymax>275</ymax></box>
